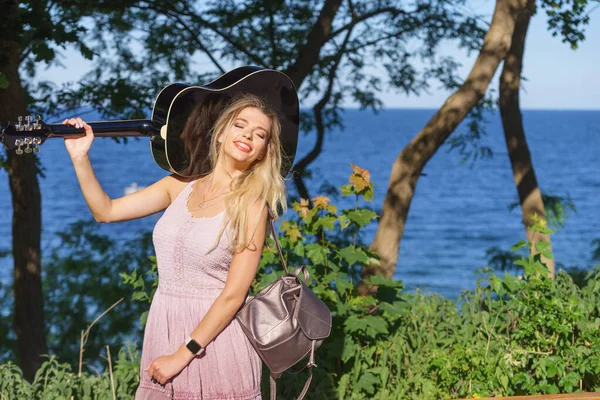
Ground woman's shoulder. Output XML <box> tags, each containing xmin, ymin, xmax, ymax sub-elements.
<box><xmin>161</xmin><ymin>174</ymin><xmax>195</xmax><ymax>203</ymax></box>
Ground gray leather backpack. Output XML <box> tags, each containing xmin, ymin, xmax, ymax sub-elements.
<box><xmin>236</xmin><ymin>212</ymin><xmax>332</xmax><ymax>400</ymax></box>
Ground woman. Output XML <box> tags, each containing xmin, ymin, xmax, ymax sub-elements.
<box><xmin>64</xmin><ymin>94</ymin><xmax>287</xmax><ymax>399</ymax></box>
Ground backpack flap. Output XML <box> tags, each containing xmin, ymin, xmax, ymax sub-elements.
<box><xmin>296</xmin><ymin>281</ymin><xmax>332</xmax><ymax>340</ymax></box>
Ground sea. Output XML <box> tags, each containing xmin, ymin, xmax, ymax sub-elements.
<box><xmin>1</xmin><ymin>109</ymin><xmax>599</xmax><ymax>299</ymax></box>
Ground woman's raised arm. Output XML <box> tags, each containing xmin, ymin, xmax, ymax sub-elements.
<box><xmin>65</xmin><ymin>117</ymin><xmax>186</xmax><ymax>223</ymax></box>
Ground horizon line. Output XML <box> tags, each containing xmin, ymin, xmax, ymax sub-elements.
<box><xmin>310</xmin><ymin>106</ymin><xmax>600</xmax><ymax>112</ymax></box>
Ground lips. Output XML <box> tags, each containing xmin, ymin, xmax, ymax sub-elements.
<box><xmin>234</xmin><ymin>141</ymin><xmax>252</xmax><ymax>152</ymax></box>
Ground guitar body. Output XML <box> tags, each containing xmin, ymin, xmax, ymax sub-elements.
<box><xmin>148</xmin><ymin>82</ymin><xmax>189</xmax><ymax>173</ymax></box>
<box><xmin>156</xmin><ymin>66</ymin><xmax>299</xmax><ymax>177</ymax></box>
<box><xmin>2</xmin><ymin>66</ymin><xmax>299</xmax><ymax>178</ymax></box>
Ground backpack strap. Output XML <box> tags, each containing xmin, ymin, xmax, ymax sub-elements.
<box><xmin>270</xmin><ymin>374</ymin><xmax>277</xmax><ymax>400</ymax></box>
<box><xmin>269</xmin><ymin>340</ymin><xmax>318</xmax><ymax>400</ymax></box>
<box><xmin>267</xmin><ymin>207</ymin><xmax>289</xmax><ymax>275</ymax></box>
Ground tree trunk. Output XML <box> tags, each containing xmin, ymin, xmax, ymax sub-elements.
<box><xmin>364</xmin><ymin>0</ymin><xmax>532</xmax><ymax>285</ymax></box>
<box><xmin>499</xmin><ymin>1</ymin><xmax>555</xmax><ymax>275</ymax></box>
<box><xmin>0</xmin><ymin>0</ymin><xmax>47</xmax><ymax>381</ymax></box>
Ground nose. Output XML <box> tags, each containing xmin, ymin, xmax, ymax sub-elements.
<box><xmin>242</xmin><ymin>129</ymin><xmax>252</xmax><ymax>140</ymax></box>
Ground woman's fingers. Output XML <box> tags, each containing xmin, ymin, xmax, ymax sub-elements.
<box><xmin>62</xmin><ymin>117</ymin><xmax>87</xmax><ymax>129</ymax></box>
<box><xmin>146</xmin><ymin>363</ymin><xmax>167</xmax><ymax>385</ymax></box>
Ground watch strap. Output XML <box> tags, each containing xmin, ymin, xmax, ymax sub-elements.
<box><xmin>185</xmin><ymin>336</ymin><xmax>203</xmax><ymax>355</ymax></box>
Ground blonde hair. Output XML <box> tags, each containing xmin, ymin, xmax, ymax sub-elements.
<box><xmin>207</xmin><ymin>94</ymin><xmax>287</xmax><ymax>252</ymax></box>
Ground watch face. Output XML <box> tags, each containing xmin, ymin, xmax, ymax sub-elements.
<box><xmin>187</xmin><ymin>339</ymin><xmax>202</xmax><ymax>354</ymax></box>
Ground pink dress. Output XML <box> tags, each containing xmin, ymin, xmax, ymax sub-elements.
<box><xmin>136</xmin><ymin>180</ymin><xmax>262</xmax><ymax>400</ymax></box>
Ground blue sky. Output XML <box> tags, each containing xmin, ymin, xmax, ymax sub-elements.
<box><xmin>37</xmin><ymin>1</ymin><xmax>599</xmax><ymax>110</ymax></box>
<box><xmin>375</xmin><ymin>0</ymin><xmax>600</xmax><ymax>110</ymax></box>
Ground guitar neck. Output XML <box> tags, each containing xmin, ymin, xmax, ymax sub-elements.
<box><xmin>48</xmin><ymin>119</ymin><xmax>156</xmax><ymax>138</ymax></box>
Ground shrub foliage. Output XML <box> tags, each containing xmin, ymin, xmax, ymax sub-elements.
<box><xmin>1</xmin><ymin>165</ymin><xmax>599</xmax><ymax>399</ymax></box>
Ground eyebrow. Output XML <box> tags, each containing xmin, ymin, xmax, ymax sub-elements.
<box><xmin>235</xmin><ymin>118</ymin><xmax>268</xmax><ymax>134</ymax></box>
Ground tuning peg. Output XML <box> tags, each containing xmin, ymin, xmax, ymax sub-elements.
<box><xmin>34</xmin><ymin>115</ymin><xmax>42</xmax><ymax>130</ymax></box>
<box><xmin>15</xmin><ymin>138</ymin><xmax>24</xmax><ymax>155</ymax></box>
<box><xmin>24</xmin><ymin>116</ymin><xmax>33</xmax><ymax>132</ymax></box>
<box><xmin>32</xmin><ymin>137</ymin><xmax>41</xmax><ymax>153</ymax></box>
<box><xmin>17</xmin><ymin>116</ymin><xmax>24</xmax><ymax>132</ymax></box>
<box><xmin>23</xmin><ymin>137</ymin><xmax>32</xmax><ymax>153</ymax></box>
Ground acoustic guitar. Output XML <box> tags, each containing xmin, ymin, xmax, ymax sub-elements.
<box><xmin>0</xmin><ymin>66</ymin><xmax>300</xmax><ymax>177</ymax></box>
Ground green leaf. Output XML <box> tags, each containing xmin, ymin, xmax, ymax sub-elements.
<box><xmin>363</xmin><ymin>315</ymin><xmax>389</xmax><ymax>336</ymax></box>
<box><xmin>535</xmin><ymin>225</ymin><xmax>554</xmax><ymax>235</ymax></box>
<box><xmin>514</xmin><ymin>257</ymin><xmax>530</xmax><ymax>269</ymax></box>
<box><xmin>535</xmin><ymin>241</ymin><xmax>554</xmax><ymax>260</ymax></box>
<box><xmin>292</xmin><ymin>241</ymin><xmax>305</xmax><ymax>257</ymax></box>
<box><xmin>344</xmin><ymin>209</ymin><xmax>378</xmax><ymax>227</ymax></box>
<box><xmin>341</xmin><ymin>336</ymin><xmax>358</xmax><ymax>363</ymax></box>
<box><xmin>131</xmin><ymin>291</ymin><xmax>148</xmax><ymax>301</ymax></box>
<box><xmin>363</xmin><ymin>274</ymin><xmax>404</xmax><ymax>289</ymax></box>
<box><xmin>79</xmin><ymin>43</ymin><xmax>95</xmax><ymax>60</ymax></box>
<box><xmin>334</xmin><ymin>274</ymin><xmax>354</xmax><ymax>295</ymax></box>
<box><xmin>139</xmin><ymin>311</ymin><xmax>149</xmax><ymax>327</ymax></box>
<box><xmin>490</xmin><ymin>275</ymin><xmax>504</xmax><ymax>295</ymax></box>
<box><xmin>339</xmin><ymin>245</ymin><xmax>369</xmax><ymax>266</ymax></box>
<box><xmin>337</xmin><ymin>374</ymin><xmax>350</xmax><ymax>399</ymax></box>
<box><xmin>340</xmin><ymin>184</ymin><xmax>355</xmax><ymax>196</ymax></box>
<box><xmin>500</xmin><ymin>374</ymin><xmax>509</xmax><ymax>390</ymax></box>
<box><xmin>314</xmin><ymin>215</ymin><xmax>336</xmax><ymax>231</ymax></box>
<box><xmin>511</xmin><ymin>239</ymin><xmax>528</xmax><ymax>253</ymax></box>
<box><xmin>355</xmin><ymin>372</ymin><xmax>379</xmax><ymax>395</ymax></box>
<box><xmin>379</xmin><ymin>301</ymin><xmax>407</xmax><ymax>317</ymax></box>
<box><xmin>305</xmin><ymin>243</ymin><xmax>329</xmax><ymax>265</ymax></box>
<box><xmin>362</xmin><ymin>186</ymin><xmax>374</xmax><ymax>201</ymax></box>
<box><xmin>503</xmin><ymin>273</ymin><xmax>521</xmax><ymax>293</ymax></box>
<box><xmin>546</xmin><ymin>358</ymin><xmax>558</xmax><ymax>378</ymax></box>
<box><xmin>0</xmin><ymin>73</ymin><xmax>8</xmax><ymax>89</ymax></box>
<box><xmin>338</xmin><ymin>214</ymin><xmax>351</xmax><ymax>230</ymax></box>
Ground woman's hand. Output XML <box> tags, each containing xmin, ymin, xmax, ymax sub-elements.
<box><xmin>146</xmin><ymin>351</ymin><xmax>194</xmax><ymax>385</ymax></box>
<box><xmin>63</xmin><ymin>117</ymin><xmax>94</xmax><ymax>161</ymax></box>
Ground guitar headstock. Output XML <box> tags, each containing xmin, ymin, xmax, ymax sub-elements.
<box><xmin>1</xmin><ymin>115</ymin><xmax>48</xmax><ymax>154</ymax></box>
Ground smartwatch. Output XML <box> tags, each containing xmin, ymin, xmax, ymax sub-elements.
<box><xmin>185</xmin><ymin>336</ymin><xmax>204</xmax><ymax>355</ymax></box>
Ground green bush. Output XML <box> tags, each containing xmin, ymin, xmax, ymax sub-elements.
<box><xmin>2</xmin><ymin>165</ymin><xmax>600</xmax><ymax>399</ymax></box>
<box><xmin>0</xmin><ymin>344</ymin><xmax>140</xmax><ymax>399</ymax></box>
<box><xmin>0</xmin><ymin>219</ymin><xmax>155</xmax><ymax>371</ymax></box>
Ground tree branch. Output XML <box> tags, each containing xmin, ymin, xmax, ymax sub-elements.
<box><xmin>328</xmin><ymin>6</ymin><xmax>400</xmax><ymax>39</ymax></box>
<box><xmin>327</xmin><ymin>4</ymin><xmax>430</xmax><ymax>41</ymax></box>
<box><xmin>144</xmin><ymin>0</ymin><xmax>268</xmax><ymax>67</ymax></box>
<box><xmin>284</xmin><ymin>0</ymin><xmax>344</xmax><ymax>88</ymax></box>
<box><xmin>345</xmin><ymin>27</ymin><xmax>414</xmax><ymax>54</ymax></box>
<box><xmin>167</xmin><ymin>11</ymin><xmax>226</xmax><ymax>74</ymax></box>
<box><xmin>170</xmin><ymin>6</ymin><xmax>268</xmax><ymax>66</ymax></box>
<box><xmin>267</xmin><ymin>4</ymin><xmax>278</xmax><ymax>67</ymax></box>
<box><xmin>292</xmin><ymin>22</ymin><xmax>354</xmax><ymax>200</ymax></box>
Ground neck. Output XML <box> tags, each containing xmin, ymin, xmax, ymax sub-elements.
<box><xmin>219</xmin><ymin>157</ymin><xmax>249</xmax><ymax>180</ymax></box>
<box><xmin>209</xmin><ymin>161</ymin><xmax>240</xmax><ymax>191</ymax></box>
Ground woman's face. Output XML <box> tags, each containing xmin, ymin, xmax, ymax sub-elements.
<box><xmin>219</xmin><ymin>106</ymin><xmax>271</xmax><ymax>169</ymax></box>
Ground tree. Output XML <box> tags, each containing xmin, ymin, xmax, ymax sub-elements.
<box><xmin>0</xmin><ymin>0</ymin><xmax>95</xmax><ymax>380</ymax></box>
<box><xmin>3</xmin><ymin>0</ymin><xmax>484</xmax><ymax>377</ymax></box>
<box><xmin>1</xmin><ymin>0</ymin><xmax>46</xmax><ymax>381</ymax></box>
<box><xmin>366</xmin><ymin>0</ymin><xmax>597</xmax><ymax>282</ymax></box>
<box><xmin>499</xmin><ymin>0</ymin><xmax>593</xmax><ymax>276</ymax></box>
<box><xmin>366</xmin><ymin>0</ymin><xmax>535</xmax><ymax>283</ymax></box>
<box><xmin>41</xmin><ymin>0</ymin><xmax>485</xmax><ymax>201</ymax></box>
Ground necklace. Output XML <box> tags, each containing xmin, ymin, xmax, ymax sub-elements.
<box><xmin>196</xmin><ymin>174</ymin><xmax>230</xmax><ymax>209</ymax></box>
<box><xmin>196</xmin><ymin>192</ymin><xmax>228</xmax><ymax>209</ymax></box>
